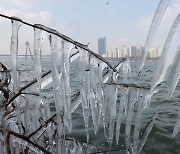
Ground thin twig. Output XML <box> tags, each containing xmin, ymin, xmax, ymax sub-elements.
<box><xmin>7</xmin><ymin>70</ymin><xmax>51</xmax><ymax>105</ymax></box>
<box><xmin>139</xmin><ymin>112</ymin><xmax>157</xmax><ymax>139</ymax></box>
<box><xmin>104</xmin><ymin>82</ymin><xmax>150</xmax><ymax>89</ymax></box>
<box><xmin>6</xmin><ymin>128</ymin><xmax>52</xmax><ymax>154</ymax></box>
<box><xmin>28</xmin><ymin>114</ymin><xmax>56</xmax><ymax>138</ymax></box>
<box><xmin>20</xmin><ymin>92</ymin><xmax>39</xmax><ymax>96</ymax></box>
<box><xmin>5</xmin><ymin>132</ymin><xmax>11</xmax><ymax>154</ymax></box>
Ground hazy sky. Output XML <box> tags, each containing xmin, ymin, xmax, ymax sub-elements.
<box><xmin>0</xmin><ymin>0</ymin><xmax>179</xmax><ymax>55</ymax></box>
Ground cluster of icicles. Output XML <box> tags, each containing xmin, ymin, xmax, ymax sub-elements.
<box><xmin>0</xmin><ymin>0</ymin><xmax>180</xmax><ymax>153</ymax></box>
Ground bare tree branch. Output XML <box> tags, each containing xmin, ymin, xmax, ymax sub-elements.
<box><xmin>104</xmin><ymin>82</ymin><xmax>150</xmax><ymax>89</ymax></box>
<box><xmin>28</xmin><ymin>114</ymin><xmax>56</xmax><ymax>138</ymax></box>
<box><xmin>5</xmin><ymin>132</ymin><xmax>11</xmax><ymax>154</ymax></box>
<box><xmin>6</xmin><ymin>128</ymin><xmax>52</xmax><ymax>154</ymax></box>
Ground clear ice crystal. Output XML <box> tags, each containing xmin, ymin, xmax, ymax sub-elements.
<box><xmin>115</xmin><ymin>89</ymin><xmax>124</xmax><ymax>145</ymax></box>
<box><xmin>50</xmin><ymin>34</ymin><xmax>74</xmax><ymax>136</ymax></box>
<box><xmin>10</xmin><ymin>19</ymin><xmax>21</xmax><ymax>92</ymax></box>
<box><xmin>34</xmin><ymin>27</ymin><xmax>47</xmax><ymax>92</ymax></box>
<box><xmin>79</xmin><ymin>48</ymin><xmax>90</xmax><ymax>142</ymax></box>
<box><xmin>150</xmin><ymin>13</ymin><xmax>180</xmax><ymax>99</ymax></box>
<box><xmin>133</xmin><ymin>93</ymin><xmax>143</xmax><ymax>153</ymax></box>
<box><xmin>137</xmin><ymin>113</ymin><xmax>157</xmax><ymax>153</ymax></box>
<box><xmin>89</xmin><ymin>55</ymin><xmax>104</xmax><ymax>134</ymax></box>
<box><xmin>139</xmin><ymin>0</ymin><xmax>170</xmax><ymax>73</ymax></box>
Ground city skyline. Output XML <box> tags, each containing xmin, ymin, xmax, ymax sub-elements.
<box><xmin>102</xmin><ymin>45</ymin><xmax>162</xmax><ymax>59</ymax></box>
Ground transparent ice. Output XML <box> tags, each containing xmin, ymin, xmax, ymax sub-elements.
<box><xmin>139</xmin><ymin>0</ymin><xmax>170</xmax><ymax>73</ymax></box>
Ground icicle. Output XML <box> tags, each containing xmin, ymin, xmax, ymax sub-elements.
<box><xmin>103</xmin><ymin>69</ymin><xmax>118</xmax><ymax>148</ymax></box>
<box><xmin>102</xmin><ymin>81</ymin><xmax>109</xmax><ymax>138</ymax></box>
<box><xmin>125</xmin><ymin>88</ymin><xmax>135</xmax><ymax>153</ymax></box>
<box><xmin>10</xmin><ymin>19</ymin><xmax>21</xmax><ymax>92</ymax></box>
<box><xmin>96</xmin><ymin>61</ymin><xmax>107</xmax><ymax>128</ymax></box>
<box><xmin>139</xmin><ymin>0</ymin><xmax>170</xmax><ymax>73</ymax></box>
<box><xmin>132</xmin><ymin>93</ymin><xmax>143</xmax><ymax>153</ymax></box>
<box><xmin>63</xmin><ymin>41</ymin><xmax>75</xmax><ymax>133</ymax></box>
<box><xmin>122</xmin><ymin>58</ymin><xmax>131</xmax><ymax>83</ymax></box>
<box><xmin>34</xmin><ymin>25</ymin><xmax>48</xmax><ymax>92</ymax></box>
<box><xmin>143</xmin><ymin>88</ymin><xmax>159</xmax><ymax>109</ymax></box>
<box><xmin>70</xmin><ymin>47</ymin><xmax>79</xmax><ymax>62</ymax></box>
<box><xmin>23</xmin><ymin>92</ymin><xmax>33</xmax><ymax>134</ymax></box>
<box><xmin>108</xmin><ymin>84</ymin><xmax>118</xmax><ymax>148</ymax></box>
<box><xmin>150</xmin><ymin>13</ymin><xmax>180</xmax><ymax>98</ymax></box>
<box><xmin>13</xmin><ymin>99</ymin><xmax>23</xmax><ymax>134</ymax></box>
<box><xmin>49</xmin><ymin>34</ymin><xmax>64</xmax><ymax>150</ymax></box>
<box><xmin>79</xmin><ymin>48</ymin><xmax>90</xmax><ymax>142</ymax></box>
<box><xmin>89</xmin><ymin>55</ymin><xmax>105</xmax><ymax>134</ymax></box>
<box><xmin>50</xmin><ymin>34</ymin><xmax>74</xmax><ymax>136</ymax></box>
<box><xmin>137</xmin><ymin>112</ymin><xmax>157</xmax><ymax>153</ymax></box>
<box><xmin>123</xmin><ymin>88</ymin><xmax>130</xmax><ymax>116</ymax></box>
<box><xmin>115</xmin><ymin>89</ymin><xmax>123</xmax><ymax>145</ymax></box>
<box><xmin>172</xmin><ymin>110</ymin><xmax>180</xmax><ymax>137</ymax></box>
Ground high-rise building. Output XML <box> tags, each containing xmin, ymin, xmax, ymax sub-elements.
<box><xmin>118</xmin><ymin>48</ymin><xmax>123</xmax><ymax>57</ymax></box>
<box><xmin>137</xmin><ymin>46</ymin><xmax>144</xmax><ymax>58</ymax></box>
<box><xmin>149</xmin><ymin>48</ymin><xmax>158</xmax><ymax>58</ymax></box>
<box><xmin>128</xmin><ymin>46</ymin><xmax>137</xmax><ymax>58</ymax></box>
<box><xmin>112</xmin><ymin>47</ymin><xmax>118</xmax><ymax>57</ymax></box>
<box><xmin>98</xmin><ymin>37</ymin><xmax>106</xmax><ymax>56</ymax></box>
<box><xmin>122</xmin><ymin>45</ymin><xmax>128</xmax><ymax>57</ymax></box>
<box><xmin>107</xmin><ymin>48</ymin><xmax>113</xmax><ymax>57</ymax></box>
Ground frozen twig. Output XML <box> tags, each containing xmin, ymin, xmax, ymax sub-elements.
<box><xmin>28</xmin><ymin>114</ymin><xmax>56</xmax><ymax>138</ymax></box>
<box><xmin>104</xmin><ymin>82</ymin><xmax>150</xmax><ymax>90</ymax></box>
<box><xmin>0</xmin><ymin>14</ymin><xmax>115</xmax><ymax>71</ymax></box>
<box><xmin>6</xmin><ymin>128</ymin><xmax>52</xmax><ymax>154</ymax></box>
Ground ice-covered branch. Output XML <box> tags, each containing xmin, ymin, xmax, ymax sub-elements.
<box><xmin>104</xmin><ymin>82</ymin><xmax>150</xmax><ymax>90</ymax></box>
<box><xmin>6</xmin><ymin>128</ymin><xmax>52</xmax><ymax>154</ymax></box>
<box><xmin>28</xmin><ymin>114</ymin><xmax>56</xmax><ymax>138</ymax></box>
<box><xmin>0</xmin><ymin>14</ymin><xmax>115</xmax><ymax>71</ymax></box>
<box><xmin>7</xmin><ymin>70</ymin><xmax>51</xmax><ymax>105</ymax></box>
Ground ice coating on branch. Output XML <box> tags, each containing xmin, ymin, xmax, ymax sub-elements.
<box><xmin>143</xmin><ymin>88</ymin><xmax>159</xmax><ymax>109</ymax></box>
<box><xmin>125</xmin><ymin>88</ymin><xmax>136</xmax><ymax>153</ymax></box>
<box><xmin>150</xmin><ymin>13</ymin><xmax>180</xmax><ymax>99</ymax></box>
<box><xmin>133</xmin><ymin>93</ymin><xmax>143</xmax><ymax>153</ymax></box>
<box><xmin>79</xmin><ymin>48</ymin><xmax>90</xmax><ymax>142</ymax></box>
<box><xmin>10</xmin><ymin>19</ymin><xmax>21</xmax><ymax>92</ymax></box>
<box><xmin>122</xmin><ymin>57</ymin><xmax>131</xmax><ymax>83</ymax></box>
<box><xmin>34</xmin><ymin>27</ymin><xmax>47</xmax><ymax>92</ymax></box>
<box><xmin>172</xmin><ymin>110</ymin><xmax>180</xmax><ymax>137</ymax></box>
<box><xmin>70</xmin><ymin>47</ymin><xmax>79</xmax><ymax>62</ymax></box>
<box><xmin>89</xmin><ymin>55</ymin><xmax>105</xmax><ymax>134</ymax></box>
<box><xmin>49</xmin><ymin>34</ymin><xmax>64</xmax><ymax>149</ymax></box>
<box><xmin>137</xmin><ymin>113</ymin><xmax>157</xmax><ymax>153</ymax></box>
<box><xmin>115</xmin><ymin>88</ymin><xmax>124</xmax><ymax>145</ymax></box>
<box><xmin>139</xmin><ymin>0</ymin><xmax>170</xmax><ymax>73</ymax></box>
<box><xmin>63</xmin><ymin>41</ymin><xmax>75</xmax><ymax>132</ymax></box>
<box><xmin>50</xmin><ymin>34</ymin><xmax>74</xmax><ymax>135</ymax></box>
<box><xmin>23</xmin><ymin>92</ymin><xmax>33</xmax><ymax>134</ymax></box>
<box><xmin>123</xmin><ymin>88</ymin><xmax>130</xmax><ymax>116</ymax></box>
<box><xmin>103</xmin><ymin>70</ymin><xmax>118</xmax><ymax>148</ymax></box>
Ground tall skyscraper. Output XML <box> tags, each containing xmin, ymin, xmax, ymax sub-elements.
<box><xmin>98</xmin><ymin>37</ymin><xmax>106</xmax><ymax>56</ymax></box>
<box><xmin>129</xmin><ymin>46</ymin><xmax>137</xmax><ymax>58</ymax></box>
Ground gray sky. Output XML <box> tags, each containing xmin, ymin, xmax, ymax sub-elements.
<box><xmin>0</xmin><ymin>0</ymin><xmax>179</xmax><ymax>55</ymax></box>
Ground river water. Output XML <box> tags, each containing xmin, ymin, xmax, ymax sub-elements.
<box><xmin>1</xmin><ymin>56</ymin><xmax>180</xmax><ymax>154</ymax></box>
